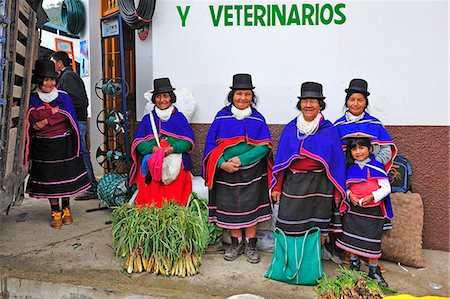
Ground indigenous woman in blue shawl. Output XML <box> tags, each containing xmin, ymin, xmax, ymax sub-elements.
<box><xmin>271</xmin><ymin>82</ymin><xmax>346</xmax><ymax>244</ymax></box>
<box><xmin>129</xmin><ymin>78</ymin><xmax>194</xmax><ymax>208</ymax></box>
<box><xmin>333</xmin><ymin>79</ymin><xmax>397</xmax><ymax>171</ymax></box>
<box><xmin>334</xmin><ymin>79</ymin><xmax>397</xmax><ymax>234</ymax></box>
<box><xmin>25</xmin><ymin>60</ymin><xmax>90</xmax><ymax>229</ymax></box>
<box><xmin>202</xmin><ymin>74</ymin><xmax>272</xmax><ymax>264</ymax></box>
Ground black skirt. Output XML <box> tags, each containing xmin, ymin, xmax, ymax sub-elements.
<box><xmin>208</xmin><ymin>158</ymin><xmax>272</xmax><ymax>229</ymax></box>
<box><xmin>275</xmin><ymin>169</ymin><xmax>337</xmax><ymax>236</ymax></box>
<box><xmin>26</xmin><ymin>131</ymin><xmax>90</xmax><ymax>198</ymax></box>
<box><xmin>335</xmin><ymin>203</ymin><xmax>384</xmax><ymax>258</ymax></box>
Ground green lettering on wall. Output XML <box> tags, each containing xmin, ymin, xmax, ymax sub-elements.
<box><xmin>302</xmin><ymin>4</ymin><xmax>314</xmax><ymax>25</ymax></box>
<box><xmin>235</xmin><ymin>5</ymin><xmax>243</xmax><ymax>26</ymax></box>
<box><xmin>271</xmin><ymin>4</ymin><xmax>286</xmax><ymax>26</ymax></box>
<box><xmin>254</xmin><ymin>5</ymin><xmax>266</xmax><ymax>26</ymax></box>
<box><xmin>207</xmin><ymin>3</ymin><xmax>346</xmax><ymax>28</ymax></box>
<box><xmin>320</xmin><ymin>4</ymin><xmax>333</xmax><ymax>25</ymax></box>
<box><xmin>210</xmin><ymin>5</ymin><xmax>223</xmax><ymax>27</ymax></box>
<box><xmin>244</xmin><ymin>5</ymin><xmax>253</xmax><ymax>26</ymax></box>
<box><xmin>334</xmin><ymin>3</ymin><xmax>346</xmax><ymax>25</ymax></box>
<box><xmin>176</xmin><ymin>6</ymin><xmax>191</xmax><ymax>27</ymax></box>
<box><xmin>287</xmin><ymin>4</ymin><xmax>300</xmax><ymax>25</ymax></box>
<box><xmin>224</xmin><ymin>5</ymin><xmax>233</xmax><ymax>26</ymax></box>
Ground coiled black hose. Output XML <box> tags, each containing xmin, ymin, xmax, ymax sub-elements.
<box><xmin>118</xmin><ymin>0</ymin><xmax>156</xmax><ymax>30</ymax></box>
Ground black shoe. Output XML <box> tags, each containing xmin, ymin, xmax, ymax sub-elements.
<box><xmin>245</xmin><ymin>238</ymin><xmax>260</xmax><ymax>264</ymax></box>
<box><xmin>74</xmin><ymin>190</ymin><xmax>97</xmax><ymax>200</ymax></box>
<box><xmin>368</xmin><ymin>265</ymin><xmax>389</xmax><ymax>288</ymax></box>
<box><xmin>224</xmin><ymin>237</ymin><xmax>244</xmax><ymax>261</ymax></box>
<box><xmin>349</xmin><ymin>259</ymin><xmax>361</xmax><ymax>271</ymax></box>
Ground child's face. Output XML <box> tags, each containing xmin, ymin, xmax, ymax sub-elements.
<box><xmin>351</xmin><ymin>144</ymin><xmax>370</xmax><ymax>162</ymax></box>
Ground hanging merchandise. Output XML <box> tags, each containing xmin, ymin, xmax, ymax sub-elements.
<box><xmin>95</xmin><ymin>78</ymin><xmax>129</xmax><ymax>99</ymax></box>
<box><xmin>96</xmin><ymin>140</ymin><xmax>126</xmax><ymax>172</ymax></box>
<box><xmin>61</xmin><ymin>0</ymin><xmax>85</xmax><ymax>34</ymax></box>
<box><xmin>118</xmin><ymin>0</ymin><xmax>156</xmax><ymax>30</ymax></box>
<box><xmin>138</xmin><ymin>25</ymin><xmax>149</xmax><ymax>41</ymax></box>
<box><xmin>96</xmin><ymin>108</ymin><xmax>125</xmax><ymax>136</ymax></box>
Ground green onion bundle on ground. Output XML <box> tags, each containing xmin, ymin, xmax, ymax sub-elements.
<box><xmin>111</xmin><ymin>193</ymin><xmax>220</xmax><ymax>277</ymax></box>
<box><xmin>314</xmin><ymin>267</ymin><xmax>397</xmax><ymax>299</ymax></box>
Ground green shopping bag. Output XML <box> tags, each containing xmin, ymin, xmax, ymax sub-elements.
<box><xmin>265</xmin><ymin>227</ymin><xmax>323</xmax><ymax>285</ymax></box>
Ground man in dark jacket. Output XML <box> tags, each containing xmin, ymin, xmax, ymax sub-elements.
<box><xmin>51</xmin><ymin>51</ymin><xmax>98</xmax><ymax>200</ymax></box>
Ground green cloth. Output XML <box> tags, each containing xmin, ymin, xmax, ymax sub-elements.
<box><xmin>136</xmin><ymin>135</ymin><xmax>192</xmax><ymax>156</ymax></box>
<box><xmin>217</xmin><ymin>142</ymin><xmax>269</xmax><ymax>168</ymax></box>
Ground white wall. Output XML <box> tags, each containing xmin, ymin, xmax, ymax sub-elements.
<box><xmin>135</xmin><ymin>24</ymin><xmax>154</xmax><ymax>116</ymax></box>
<box><xmin>135</xmin><ymin>0</ymin><xmax>448</xmax><ymax>125</ymax></box>
<box><xmin>80</xmin><ymin>0</ymin><xmax>103</xmax><ymax>176</ymax></box>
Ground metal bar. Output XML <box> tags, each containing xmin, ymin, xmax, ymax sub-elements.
<box><xmin>117</xmin><ymin>14</ymin><xmax>131</xmax><ymax>171</ymax></box>
<box><xmin>100</xmin><ymin>16</ymin><xmax>112</xmax><ymax>172</ymax></box>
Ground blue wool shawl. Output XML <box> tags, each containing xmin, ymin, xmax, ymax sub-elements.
<box><xmin>333</xmin><ymin>112</ymin><xmax>397</xmax><ymax>169</ymax></box>
<box><xmin>26</xmin><ymin>90</ymin><xmax>80</xmax><ymax>165</ymax></box>
<box><xmin>345</xmin><ymin>159</ymin><xmax>394</xmax><ymax>219</ymax></box>
<box><xmin>272</xmin><ymin>116</ymin><xmax>346</xmax><ymax>198</ymax></box>
<box><xmin>129</xmin><ymin>107</ymin><xmax>195</xmax><ymax>184</ymax></box>
<box><xmin>201</xmin><ymin>105</ymin><xmax>272</xmax><ymax>183</ymax></box>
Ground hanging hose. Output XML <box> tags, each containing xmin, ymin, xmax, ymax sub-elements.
<box><xmin>61</xmin><ymin>0</ymin><xmax>85</xmax><ymax>35</ymax></box>
<box><xmin>118</xmin><ymin>0</ymin><xmax>156</xmax><ymax>30</ymax></box>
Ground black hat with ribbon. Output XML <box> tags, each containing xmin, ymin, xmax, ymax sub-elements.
<box><xmin>230</xmin><ymin>73</ymin><xmax>255</xmax><ymax>90</ymax></box>
<box><xmin>32</xmin><ymin>59</ymin><xmax>58</xmax><ymax>84</ymax></box>
<box><xmin>297</xmin><ymin>81</ymin><xmax>326</xmax><ymax>100</ymax></box>
<box><xmin>345</xmin><ymin>78</ymin><xmax>370</xmax><ymax>96</ymax></box>
<box><xmin>151</xmin><ymin>78</ymin><xmax>176</xmax><ymax>94</ymax></box>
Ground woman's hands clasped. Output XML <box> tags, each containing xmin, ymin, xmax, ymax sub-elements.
<box><xmin>32</xmin><ymin>118</ymin><xmax>48</xmax><ymax>130</ymax></box>
<box><xmin>220</xmin><ymin>156</ymin><xmax>241</xmax><ymax>173</ymax></box>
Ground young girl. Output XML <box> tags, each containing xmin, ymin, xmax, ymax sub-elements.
<box><xmin>336</xmin><ymin>137</ymin><xmax>392</xmax><ymax>287</ymax></box>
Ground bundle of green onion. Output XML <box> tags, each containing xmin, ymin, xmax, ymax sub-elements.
<box><xmin>111</xmin><ymin>193</ymin><xmax>221</xmax><ymax>277</ymax></box>
<box><xmin>314</xmin><ymin>267</ymin><xmax>396</xmax><ymax>298</ymax></box>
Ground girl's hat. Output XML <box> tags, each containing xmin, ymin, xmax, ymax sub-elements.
<box><xmin>341</xmin><ymin>132</ymin><xmax>375</xmax><ymax>140</ymax></box>
<box><xmin>230</xmin><ymin>73</ymin><xmax>255</xmax><ymax>90</ymax></box>
<box><xmin>345</xmin><ymin>79</ymin><xmax>370</xmax><ymax>96</ymax></box>
<box><xmin>151</xmin><ymin>78</ymin><xmax>175</xmax><ymax>94</ymax></box>
<box><xmin>297</xmin><ymin>81</ymin><xmax>325</xmax><ymax>100</ymax></box>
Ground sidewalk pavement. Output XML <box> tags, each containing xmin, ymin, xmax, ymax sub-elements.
<box><xmin>1</xmin><ymin>197</ymin><xmax>449</xmax><ymax>299</ymax></box>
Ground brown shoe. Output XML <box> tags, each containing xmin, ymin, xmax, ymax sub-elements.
<box><xmin>51</xmin><ymin>211</ymin><xmax>63</xmax><ymax>229</ymax></box>
<box><xmin>62</xmin><ymin>207</ymin><xmax>73</xmax><ymax>225</ymax></box>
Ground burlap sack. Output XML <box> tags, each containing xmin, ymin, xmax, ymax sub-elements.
<box><xmin>381</xmin><ymin>192</ymin><xmax>425</xmax><ymax>268</ymax></box>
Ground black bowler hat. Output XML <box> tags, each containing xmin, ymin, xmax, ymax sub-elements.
<box><xmin>32</xmin><ymin>59</ymin><xmax>58</xmax><ymax>83</ymax></box>
<box><xmin>345</xmin><ymin>78</ymin><xmax>370</xmax><ymax>96</ymax></box>
<box><xmin>151</xmin><ymin>78</ymin><xmax>175</xmax><ymax>94</ymax></box>
<box><xmin>298</xmin><ymin>82</ymin><xmax>326</xmax><ymax>100</ymax></box>
<box><xmin>230</xmin><ymin>73</ymin><xmax>255</xmax><ymax>90</ymax></box>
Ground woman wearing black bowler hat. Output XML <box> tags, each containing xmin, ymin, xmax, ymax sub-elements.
<box><xmin>271</xmin><ymin>82</ymin><xmax>346</xmax><ymax>243</ymax></box>
<box><xmin>202</xmin><ymin>74</ymin><xmax>273</xmax><ymax>264</ymax></box>
<box><xmin>334</xmin><ymin>79</ymin><xmax>397</xmax><ymax>170</ymax></box>
<box><xmin>129</xmin><ymin>78</ymin><xmax>195</xmax><ymax>208</ymax></box>
<box><xmin>25</xmin><ymin>59</ymin><xmax>91</xmax><ymax>229</ymax></box>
